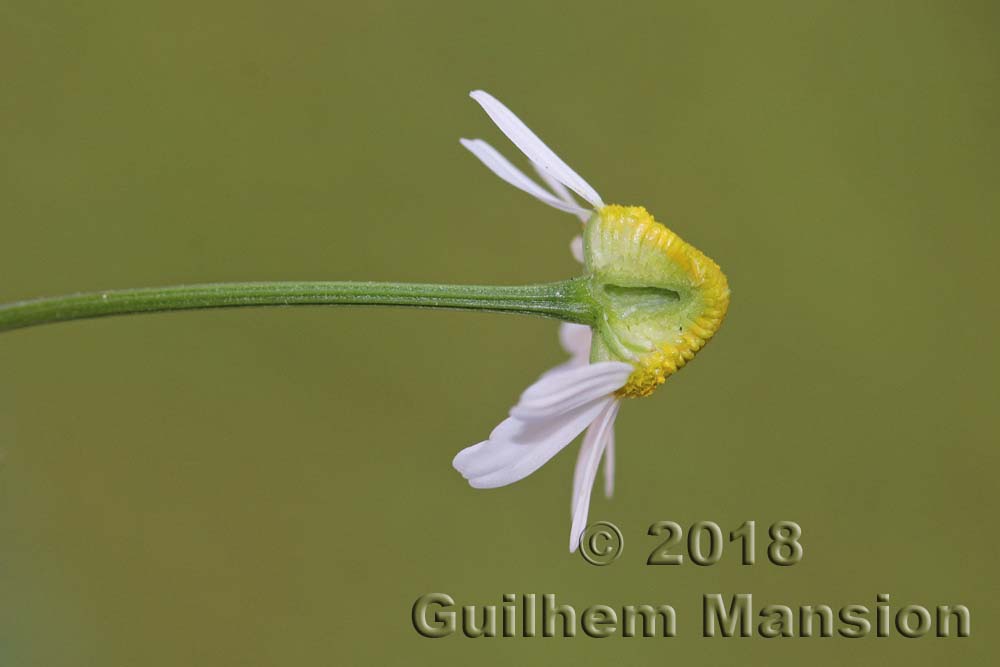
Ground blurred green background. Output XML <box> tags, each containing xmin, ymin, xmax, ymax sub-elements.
<box><xmin>2</xmin><ymin>1</ymin><xmax>998</xmax><ymax>664</ymax></box>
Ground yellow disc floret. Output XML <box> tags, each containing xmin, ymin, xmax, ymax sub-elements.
<box><xmin>584</xmin><ymin>205</ymin><xmax>730</xmax><ymax>398</ymax></box>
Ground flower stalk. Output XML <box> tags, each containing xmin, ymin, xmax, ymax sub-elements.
<box><xmin>0</xmin><ymin>279</ymin><xmax>597</xmax><ymax>333</ymax></box>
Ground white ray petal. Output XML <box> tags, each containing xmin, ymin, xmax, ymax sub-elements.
<box><xmin>569</xmin><ymin>235</ymin><xmax>584</xmax><ymax>263</ymax></box>
<box><xmin>511</xmin><ymin>361</ymin><xmax>630</xmax><ymax>421</ymax></box>
<box><xmin>537</xmin><ymin>356</ymin><xmax>586</xmax><ymax>382</ymax></box>
<box><xmin>470</xmin><ymin>90</ymin><xmax>605</xmax><ymax>209</ymax></box>
<box><xmin>453</xmin><ymin>397</ymin><xmax>613</xmax><ymax>489</ymax></box>
<box><xmin>570</xmin><ymin>413</ymin><xmax>616</xmax><ymax>516</ymax></box>
<box><xmin>558</xmin><ymin>322</ymin><xmax>591</xmax><ymax>361</ymax></box>
<box><xmin>538</xmin><ymin>323</ymin><xmax>592</xmax><ymax>381</ymax></box>
<box><xmin>569</xmin><ymin>399</ymin><xmax>621</xmax><ymax>552</ymax></box>
<box><xmin>533</xmin><ymin>163</ymin><xmax>591</xmax><ymax>224</ymax></box>
<box><xmin>570</xmin><ymin>415</ymin><xmax>603</xmax><ymax>515</ymax></box>
<box><xmin>460</xmin><ymin>139</ymin><xmax>592</xmax><ymax>217</ymax></box>
<box><xmin>603</xmin><ymin>427</ymin><xmax>616</xmax><ymax>498</ymax></box>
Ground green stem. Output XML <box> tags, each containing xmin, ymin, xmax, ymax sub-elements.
<box><xmin>0</xmin><ymin>279</ymin><xmax>596</xmax><ymax>333</ymax></box>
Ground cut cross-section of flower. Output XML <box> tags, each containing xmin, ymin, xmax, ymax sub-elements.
<box><xmin>454</xmin><ymin>90</ymin><xmax>730</xmax><ymax>552</ymax></box>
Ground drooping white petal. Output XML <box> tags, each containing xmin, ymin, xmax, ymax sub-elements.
<box><xmin>511</xmin><ymin>361</ymin><xmax>630</xmax><ymax>421</ymax></box>
<box><xmin>542</xmin><ymin>352</ymin><xmax>595</xmax><ymax>381</ymax></box>
<box><xmin>569</xmin><ymin>399</ymin><xmax>621</xmax><ymax>552</ymax></box>
<box><xmin>558</xmin><ymin>322</ymin><xmax>591</xmax><ymax>361</ymax></box>
<box><xmin>537</xmin><ymin>357</ymin><xmax>583</xmax><ymax>381</ymax></box>
<box><xmin>570</xmin><ymin>413</ymin><xmax>603</xmax><ymax>514</ymax></box>
<box><xmin>602</xmin><ymin>427</ymin><xmax>616</xmax><ymax>498</ymax></box>
<box><xmin>460</xmin><ymin>139</ymin><xmax>592</xmax><ymax>217</ymax></box>
<box><xmin>569</xmin><ymin>234</ymin><xmax>584</xmax><ymax>263</ymax></box>
<box><xmin>470</xmin><ymin>90</ymin><xmax>605</xmax><ymax>209</ymax></box>
<box><xmin>538</xmin><ymin>323</ymin><xmax>592</xmax><ymax>381</ymax></box>
<box><xmin>533</xmin><ymin>163</ymin><xmax>591</xmax><ymax>224</ymax></box>
<box><xmin>453</xmin><ymin>396</ymin><xmax>614</xmax><ymax>489</ymax></box>
<box><xmin>453</xmin><ymin>359</ymin><xmax>629</xmax><ymax>490</ymax></box>
<box><xmin>570</xmin><ymin>410</ymin><xmax>615</xmax><ymax>517</ymax></box>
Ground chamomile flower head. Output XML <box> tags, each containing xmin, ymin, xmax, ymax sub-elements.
<box><xmin>453</xmin><ymin>91</ymin><xmax>730</xmax><ymax>551</ymax></box>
